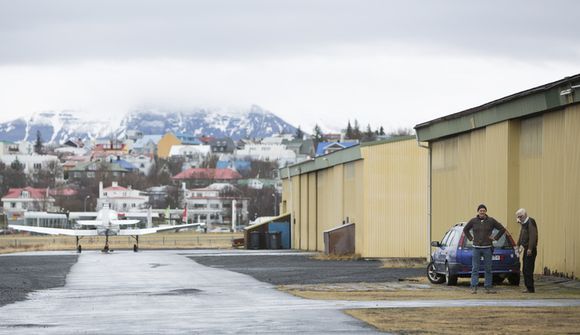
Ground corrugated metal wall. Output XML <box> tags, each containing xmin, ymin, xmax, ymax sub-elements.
<box><xmin>431</xmin><ymin>104</ymin><xmax>580</xmax><ymax>277</ymax></box>
<box><xmin>360</xmin><ymin>139</ymin><xmax>429</xmax><ymax>257</ymax></box>
<box><xmin>281</xmin><ymin>138</ymin><xmax>429</xmax><ymax>258</ymax></box>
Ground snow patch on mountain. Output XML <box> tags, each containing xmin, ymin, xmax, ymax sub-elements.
<box><xmin>0</xmin><ymin>105</ymin><xmax>297</xmax><ymax>144</ymax></box>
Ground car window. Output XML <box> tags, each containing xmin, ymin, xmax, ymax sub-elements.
<box><xmin>462</xmin><ymin>228</ymin><xmax>513</xmax><ymax>249</ymax></box>
<box><xmin>448</xmin><ymin>230</ymin><xmax>460</xmax><ymax>247</ymax></box>
<box><xmin>440</xmin><ymin>230</ymin><xmax>452</xmax><ymax>247</ymax></box>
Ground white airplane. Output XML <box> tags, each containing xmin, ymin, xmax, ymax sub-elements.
<box><xmin>8</xmin><ymin>205</ymin><xmax>201</xmax><ymax>253</ymax></box>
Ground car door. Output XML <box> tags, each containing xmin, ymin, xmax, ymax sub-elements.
<box><xmin>433</xmin><ymin>230</ymin><xmax>453</xmax><ymax>272</ymax></box>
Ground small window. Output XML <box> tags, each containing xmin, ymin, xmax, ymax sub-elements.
<box><xmin>448</xmin><ymin>230</ymin><xmax>460</xmax><ymax>247</ymax></box>
<box><xmin>440</xmin><ymin>230</ymin><xmax>452</xmax><ymax>247</ymax></box>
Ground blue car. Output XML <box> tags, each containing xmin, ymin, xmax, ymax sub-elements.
<box><xmin>427</xmin><ymin>223</ymin><xmax>520</xmax><ymax>286</ymax></box>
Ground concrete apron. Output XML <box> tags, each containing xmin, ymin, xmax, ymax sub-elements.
<box><xmin>1</xmin><ymin>251</ymin><xmax>579</xmax><ymax>335</ymax></box>
<box><xmin>0</xmin><ymin>250</ymin><xmax>379</xmax><ymax>335</ymax></box>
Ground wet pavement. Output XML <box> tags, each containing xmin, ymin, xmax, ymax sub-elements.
<box><xmin>0</xmin><ymin>250</ymin><xmax>579</xmax><ymax>334</ymax></box>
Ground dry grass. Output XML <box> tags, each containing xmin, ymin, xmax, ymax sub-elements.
<box><xmin>282</xmin><ymin>275</ymin><xmax>580</xmax><ymax>334</ymax></box>
<box><xmin>0</xmin><ymin>231</ymin><xmax>242</xmax><ymax>254</ymax></box>
<box><xmin>280</xmin><ymin>276</ymin><xmax>580</xmax><ymax>301</ymax></box>
<box><xmin>346</xmin><ymin>306</ymin><xmax>580</xmax><ymax>334</ymax></box>
<box><xmin>310</xmin><ymin>253</ymin><xmax>362</xmax><ymax>261</ymax></box>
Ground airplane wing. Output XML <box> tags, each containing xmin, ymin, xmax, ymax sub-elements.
<box><xmin>76</xmin><ymin>220</ymin><xmax>101</xmax><ymax>226</ymax></box>
<box><xmin>8</xmin><ymin>224</ymin><xmax>99</xmax><ymax>236</ymax></box>
<box><xmin>119</xmin><ymin>223</ymin><xmax>203</xmax><ymax>236</ymax></box>
<box><xmin>111</xmin><ymin>220</ymin><xmax>141</xmax><ymax>226</ymax></box>
<box><xmin>76</xmin><ymin>219</ymin><xmax>141</xmax><ymax>226</ymax></box>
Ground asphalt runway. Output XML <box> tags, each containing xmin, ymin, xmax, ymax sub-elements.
<box><xmin>0</xmin><ymin>252</ymin><xmax>78</xmax><ymax>307</ymax></box>
<box><xmin>1</xmin><ymin>250</ymin><xmax>579</xmax><ymax>335</ymax></box>
<box><xmin>188</xmin><ymin>252</ymin><xmax>424</xmax><ymax>285</ymax></box>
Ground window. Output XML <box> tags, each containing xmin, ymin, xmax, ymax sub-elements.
<box><xmin>440</xmin><ymin>230</ymin><xmax>452</xmax><ymax>247</ymax></box>
<box><xmin>448</xmin><ymin>230</ymin><xmax>460</xmax><ymax>247</ymax></box>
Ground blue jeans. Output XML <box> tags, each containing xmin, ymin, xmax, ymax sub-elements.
<box><xmin>471</xmin><ymin>247</ymin><xmax>493</xmax><ymax>288</ymax></box>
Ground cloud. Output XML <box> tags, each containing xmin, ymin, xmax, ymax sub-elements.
<box><xmin>1</xmin><ymin>0</ymin><xmax>579</xmax><ymax>65</ymax></box>
<box><xmin>1</xmin><ymin>0</ymin><xmax>580</xmax><ymax>132</ymax></box>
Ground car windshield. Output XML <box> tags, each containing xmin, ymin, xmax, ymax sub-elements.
<box><xmin>462</xmin><ymin>228</ymin><xmax>513</xmax><ymax>249</ymax></box>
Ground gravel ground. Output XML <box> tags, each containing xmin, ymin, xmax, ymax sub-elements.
<box><xmin>188</xmin><ymin>254</ymin><xmax>424</xmax><ymax>285</ymax></box>
<box><xmin>0</xmin><ymin>254</ymin><xmax>78</xmax><ymax>307</ymax></box>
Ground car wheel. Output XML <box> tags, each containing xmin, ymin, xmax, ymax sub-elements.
<box><xmin>508</xmin><ymin>273</ymin><xmax>520</xmax><ymax>286</ymax></box>
<box><xmin>445</xmin><ymin>263</ymin><xmax>458</xmax><ymax>286</ymax></box>
<box><xmin>427</xmin><ymin>262</ymin><xmax>445</xmax><ymax>284</ymax></box>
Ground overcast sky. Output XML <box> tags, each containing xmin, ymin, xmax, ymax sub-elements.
<box><xmin>1</xmin><ymin>0</ymin><xmax>579</xmax><ymax>133</ymax></box>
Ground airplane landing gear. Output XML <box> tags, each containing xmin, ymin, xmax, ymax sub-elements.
<box><xmin>102</xmin><ymin>232</ymin><xmax>111</xmax><ymax>253</ymax></box>
<box><xmin>132</xmin><ymin>236</ymin><xmax>139</xmax><ymax>252</ymax></box>
<box><xmin>76</xmin><ymin>236</ymin><xmax>82</xmax><ymax>253</ymax></box>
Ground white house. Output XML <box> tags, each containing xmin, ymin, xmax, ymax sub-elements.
<box><xmin>182</xmin><ymin>183</ymin><xmax>249</xmax><ymax>230</ymax></box>
<box><xmin>169</xmin><ymin>144</ymin><xmax>212</xmax><ymax>168</ymax></box>
<box><xmin>235</xmin><ymin>143</ymin><xmax>296</xmax><ymax>166</ymax></box>
<box><xmin>1</xmin><ymin>187</ymin><xmax>57</xmax><ymax>224</ymax></box>
<box><xmin>0</xmin><ymin>154</ymin><xmax>60</xmax><ymax>174</ymax></box>
<box><xmin>0</xmin><ymin>141</ymin><xmax>34</xmax><ymax>156</ymax></box>
<box><xmin>97</xmin><ymin>181</ymin><xmax>149</xmax><ymax>212</ymax></box>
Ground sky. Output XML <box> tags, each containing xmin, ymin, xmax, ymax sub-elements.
<box><xmin>1</xmin><ymin>0</ymin><xmax>580</xmax><ymax>133</ymax></box>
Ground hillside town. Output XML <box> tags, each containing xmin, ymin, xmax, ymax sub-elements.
<box><xmin>0</xmin><ymin>127</ymin><xmax>386</xmax><ymax>232</ymax></box>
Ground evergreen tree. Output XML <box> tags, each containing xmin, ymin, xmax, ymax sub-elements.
<box><xmin>352</xmin><ymin>120</ymin><xmax>362</xmax><ymax>140</ymax></box>
<box><xmin>345</xmin><ymin>121</ymin><xmax>353</xmax><ymax>140</ymax></box>
<box><xmin>362</xmin><ymin>124</ymin><xmax>376</xmax><ymax>142</ymax></box>
<box><xmin>379</xmin><ymin>126</ymin><xmax>385</xmax><ymax>136</ymax></box>
<box><xmin>312</xmin><ymin>124</ymin><xmax>326</xmax><ymax>147</ymax></box>
<box><xmin>295</xmin><ymin>126</ymin><xmax>304</xmax><ymax>140</ymax></box>
<box><xmin>34</xmin><ymin>130</ymin><xmax>43</xmax><ymax>154</ymax></box>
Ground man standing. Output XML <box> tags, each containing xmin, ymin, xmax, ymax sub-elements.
<box><xmin>463</xmin><ymin>204</ymin><xmax>506</xmax><ymax>294</ymax></box>
<box><xmin>516</xmin><ymin>208</ymin><xmax>538</xmax><ymax>293</ymax></box>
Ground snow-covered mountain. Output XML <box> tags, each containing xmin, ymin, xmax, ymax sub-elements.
<box><xmin>0</xmin><ymin>106</ymin><xmax>297</xmax><ymax>144</ymax></box>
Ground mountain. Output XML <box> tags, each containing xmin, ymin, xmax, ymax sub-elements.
<box><xmin>0</xmin><ymin>106</ymin><xmax>297</xmax><ymax>144</ymax></box>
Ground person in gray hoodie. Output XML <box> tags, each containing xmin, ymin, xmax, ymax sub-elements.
<box><xmin>463</xmin><ymin>204</ymin><xmax>506</xmax><ymax>294</ymax></box>
<box><xmin>516</xmin><ymin>208</ymin><xmax>538</xmax><ymax>293</ymax></box>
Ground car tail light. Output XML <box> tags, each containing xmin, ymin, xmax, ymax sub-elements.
<box><xmin>458</xmin><ymin>233</ymin><xmax>465</xmax><ymax>249</ymax></box>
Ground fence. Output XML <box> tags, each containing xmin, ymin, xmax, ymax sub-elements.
<box><xmin>0</xmin><ymin>231</ymin><xmax>242</xmax><ymax>252</ymax></box>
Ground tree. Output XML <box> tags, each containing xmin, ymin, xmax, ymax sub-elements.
<box><xmin>312</xmin><ymin>124</ymin><xmax>326</xmax><ymax>147</ymax></box>
<box><xmin>2</xmin><ymin>159</ymin><xmax>28</xmax><ymax>190</ymax></box>
<box><xmin>362</xmin><ymin>124</ymin><xmax>376</xmax><ymax>142</ymax></box>
<box><xmin>34</xmin><ymin>130</ymin><xmax>44</xmax><ymax>155</ymax></box>
<box><xmin>388</xmin><ymin>127</ymin><xmax>415</xmax><ymax>137</ymax></box>
<box><xmin>200</xmin><ymin>154</ymin><xmax>219</xmax><ymax>168</ymax></box>
<box><xmin>345</xmin><ymin>121</ymin><xmax>354</xmax><ymax>140</ymax></box>
<box><xmin>295</xmin><ymin>126</ymin><xmax>304</xmax><ymax>140</ymax></box>
<box><xmin>352</xmin><ymin>120</ymin><xmax>362</xmax><ymax>140</ymax></box>
<box><xmin>379</xmin><ymin>126</ymin><xmax>385</xmax><ymax>136</ymax></box>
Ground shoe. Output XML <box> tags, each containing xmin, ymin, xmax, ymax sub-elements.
<box><xmin>484</xmin><ymin>288</ymin><xmax>496</xmax><ymax>294</ymax></box>
<box><xmin>522</xmin><ymin>288</ymin><xmax>535</xmax><ymax>293</ymax></box>
<box><xmin>471</xmin><ymin>287</ymin><xmax>477</xmax><ymax>294</ymax></box>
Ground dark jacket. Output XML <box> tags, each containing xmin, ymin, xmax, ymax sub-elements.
<box><xmin>463</xmin><ymin>215</ymin><xmax>506</xmax><ymax>247</ymax></box>
<box><xmin>517</xmin><ymin>217</ymin><xmax>538</xmax><ymax>249</ymax></box>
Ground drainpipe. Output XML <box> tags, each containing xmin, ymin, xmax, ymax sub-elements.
<box><xmin>417</xmin><ymin>139</ymin><xmax>431</xmax><ymax>262</ymax></box>
<box><xmin>286</xmin><ymin>166</ymin><xmax>293</xmax><ymax>248</ymax></box>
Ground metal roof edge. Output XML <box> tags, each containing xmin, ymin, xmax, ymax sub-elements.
<box><xmin>414</xmin><ymin>74</ymin><xmax>580</xmax><ymax>142</ymax></box>
<box><xmin>280</xmin><ymin>144</ymin><xmax>362</xmax><ymax>178</ymax></box>
<box><xmin>359</xmin><ymin>135</ymin><xmax>416</xmax><ymax>147</ymax></box>
<box><xmin>244</xmin><ymin>212</ymin><xmax>291</xmax><ymax>230</ymax></box>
